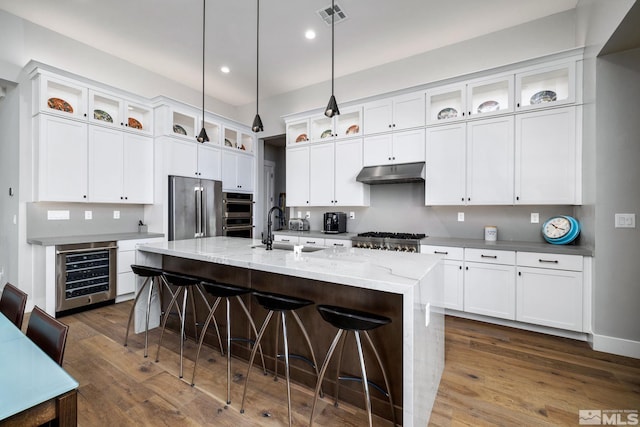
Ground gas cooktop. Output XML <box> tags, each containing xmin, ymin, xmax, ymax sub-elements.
<box><xmin>351</xmin><ymin>232</ymin><xmax>426</xmax><ymax>252</ymax></box>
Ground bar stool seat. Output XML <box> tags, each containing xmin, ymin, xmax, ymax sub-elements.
<box><xmin>241</xmin><ymin>290</ymin><xmax>321</xmax><ymax>427</ymax></box>
<box><xmin>310</xmin><ymin>304</ymin><xmax>396</xmax><ymax>427</ymax></box>
<box><xmin>124</xmin><ymin>265</ymin><xmax>175</xmax><ymax>357</ymax></box>
<box><xmin>191</xmin><ymin>281</ymin><xmax>266</xmax><ymax>404</ymax></box>
<box><xmin>155</xmin><ymin>272</ymin><xmax>211</xmax><ymax>378</ymax></box>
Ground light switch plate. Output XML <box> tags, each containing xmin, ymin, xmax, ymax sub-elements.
<box><xmin>531</xmin><ymin>213</ymin><xmax>539</xmax><ymax>223</ymax></box>
<box><xmin>84</xmin><ymin>210</ymin><xmax>92</xmax><ymax>220</ymax></box>
<box><xmin>457</xmin><ymin>212</ymin><xmax>465</xmax><ymax>222</ymax></box>
<box><xmin>615</xmin><ymin>213</ymin><xmax>636</xmax><ymax>228</ymax></box>
<box><xmin>113</xmin><ymin>210</ymin><xmax>120</xmax><ymax>219</ymax></box>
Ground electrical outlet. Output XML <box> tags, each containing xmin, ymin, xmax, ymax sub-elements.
<box><xmin>113</xmin><ymin>210</ymin><xmax>120</xmax><ymax>219</ymax></box>
<box><xmin>297</xmin><ymin>211</ymin><xmax>302</xmax><ymax>219</ymax></box>
<box><xmin>84</xmin><ymin>210</ymin><xmax>92</xmax><ymax>220</ymax></box>
<box><xmin>615</xmin><ymin>213</ymin><xmax>636</xmax><ymax>228</ymax></box>
<box><xmin>349</xmin><ymin>211</ymin><xmax>355</xmax><ymax>219</ymax></box>
<box><xmin>305</xmin><ymin>211</ymin><xmax>310</xmax><ymax>219</ymax></box>
<box><xmin>457</xmin><ymin>212</ymin><xmax>465</xmax><ymax>222</ymax></box>
<box><xmin>531</xmin><ymin>213</ymin><xmax>539</xmax><ymax>223</ymax></box>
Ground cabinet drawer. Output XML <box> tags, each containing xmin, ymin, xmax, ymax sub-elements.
<box><xmin>326</xmin><ymin>239</ymin><xmax>352</xmax><ymax>248</ymax></box>
<box><xmin>465</xmin><ymin>248</ymin><xmax>515</xmax><ymax>265</ymax></box>
<box><xmin>300</xmin><ymin>237</ymin><xmax>325</xmax><ymax>246</ymax></box>
<box><xmin>421</xmin><ymin>245</ymin><xmax>463</xmax><ymax>260</ymax></box>
<box><xmin>517</xmin><ymin>252</ymin><xmax>583</xmax><ymax>271</ymax></box>
<box><xmin>117</xmin><ymin>250</ymin><xmax>136</xmax><ymax>274</ymax></box>
<box><xmin>273</xmin><ymin>234</ymin><xmax>299</xmax><ymax>244</ymax></box>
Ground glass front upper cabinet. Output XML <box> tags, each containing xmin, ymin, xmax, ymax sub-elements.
<box><xmin>516</xmin><ymin>62</ymin><xmax>576</xmax><ymax>110</ymax></box>
<box><xmin>466</xmin><ymin>75</ymin><xmax>514</xmax><ymax>119</ymax></box>
<box><xmin>310</xmin><ymin>106</ymin><xmax>362</xmax><ymax>141</ymax></box>
<box><xmin>34</xmin><ymin>75</ymin><xmax>88</xmax><ymax>120</ymax></box>
<box><xmin>286</xmin><ymin>118</ymin><xmax>310</xmax><ymax>145</ymax></box>
<box><xmin>426</xmin><ymin>84</ymin><xmax>465</xmax><ymax>125</ymax></box>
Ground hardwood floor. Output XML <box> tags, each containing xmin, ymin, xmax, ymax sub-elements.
<box><xmin>58</xmin><ymin>302</ymin><xmax>639</xmax><ymax>426</ymax></box>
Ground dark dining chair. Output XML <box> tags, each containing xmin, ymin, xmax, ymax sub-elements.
<box><xmin>0</xmin><ymin>282</ymin><xmax>28</xmax><ymax>329</ymax></box>
<box><xmin>26</xmin><ymin>306</ymin><xmax>70</xmax><ymax>366</ymax></box>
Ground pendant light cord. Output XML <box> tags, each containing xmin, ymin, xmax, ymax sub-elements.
<box><xmin>256</xmin><ymin>0</ymin><xmax>260</xmax><ymax>114</ymax></box>
<box><xmin>331</xmin><ymin>0</ymin><xmax>335</xmax><ymax>96</ymax></box>
<box><xmin>201</xmin><ymin>0</ymin><xmax>206</xmax><ymax>128</ymax></box>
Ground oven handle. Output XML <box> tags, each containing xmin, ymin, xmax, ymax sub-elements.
<box><xmin>223</xmin><ymin>200</ymin><xmax>255</xmax><ymax>205</ymax></box>
<box><xmin>56</xmin><ymin>245</ymin><xmax>118</xmax><ymax>255</ymax></box>
<box><xmin>222</xmin><ymin>225</ymin><xmax>255</xmax><ymax>230</ymax></box>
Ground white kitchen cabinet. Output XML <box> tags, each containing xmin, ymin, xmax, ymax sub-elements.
<box><xmin>286</xmin><ymin>118</ymin><xmax>310</xmax><ymax>145</ymax></box>
<box><xmin>325</xmin><ymin>238</ymin><xmax>352</xmax><ymax>248</ymax></box>
<box><xmin>463</xmin><ymin>248</ymin><xmax>516</xmax><ymax>320</ymax></box>
<box><xmin>88</xmin><ymin>126</ymin><xmax>154</xmax><ymax>203</ymax></box>
<box><xmin>516</xmin><ymin>252</ymin><xmax>584</xmax><ymax>331</ymax></box>
<box><xmin>154</xmin><ymin>103</ymin><xmax>199</xmax><ymax>140</ymax></box>
<box><xmin>422</xmin><ymin>245</ymin><xmax>464</xmax><ymax>311</ymax></box>
<box><xmin>286</xmin><ymin>146</ymin><xmax>310</xmax><ymax>206</ymax></box>
<box><xmin>310</xmin><ymin>107</ymin><xmax>362</xmax><ymax>142</ymax></box>
<box><xmin>117</xmin><ymin>237</ymin><xmax>165</xmax><ymax>299</ymax></box>
<box><xmin>515</xmin><ymin>106</ymin><xmax>578</xmax><ymax>205</ymax></box>
<box><xmin>363</xmin><ymin>91</ymin><xmax>425</xmax><ymax>135</ymax></box>
<box><xmin>35</xmin><ymin>114</ymin><xmax>88</xmax><ymax>202</ymax></box>
<box><xmin>299</xmin><ymin>237</ymin><xmax>326</xmax><ymax>247</ymax></box>
<box><xmin>222</xmin><ymin>150</ymin><xmax>254</xmax><ymax>192</ymax></box>
<box><xmin>164</xmin><ymin>138</ymin><xmax>221</xmax><ymax>181</ymax></box>
<box><xmin>32</xmin><ymin>73</ymin><xmax>88</xmax><ymax>120</ymax></box>
<box><xmin>309</xmin><ymin>143</ymin><xmax>335</xmax><ymax>206</ymax></box>
<box><xmin>273</xmin><ymin>234</ymin><xmax>299</xmax><ymax>244</ymax></box>
<box><xmin>425</xmin><ymin>124</ymin><xmax>466</xmax><ymax>205</ymax></box>
<box><xmin>89</xmin><ymin>90</ymin><xmax>153</xmax><ymax>136</ymax></box>
<box><xmin>334</xmin><ymin>139</ymin><xmax>370</xmax><ymax>206</ymax></box>
<box><xmin>425</xmin><ymin>116</ymin><xmax>513</xmax><ymax>206</ymax></box>
<box><xmin>466</xmin><ymin>116</ymin><xmax>514</xmax><ymax>205</ymax></box>
<box><xmin>516</xmin><ymin>61</ymin><xmax>576</xmax><ymax>111</ymax></box>
<box><xmin>223</xmin><ymin>126</ymin><xmax>254</xmax><ymax>153</ymax></box>
<box><xmin>363</xmin><ymin>128</ymin><xmax>425</xmax><ymax>166</ymax></box>
<box><xmin>426</xmin><ymin>74</ymin><xmax>513</xmax><ymax>125</ymax></box>
<box><xmin>286</xmin><ymin>139</ymin><xmax>369</xmax><ymax>207</ymax></box>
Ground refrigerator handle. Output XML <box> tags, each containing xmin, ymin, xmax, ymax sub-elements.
<box><xmin>195</xmin><ymin>186</ymin><xmax>202</xmax><ymax>238</ymax></box>
<box><xmin>201</xmin><ymin>187</ymin><xmax>208</xmax><ymax>237</ymax></box>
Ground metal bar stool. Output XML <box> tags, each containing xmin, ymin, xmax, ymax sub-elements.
<box><xmin>191</xmin><ymin>281</ymin><xmax>267</xmax><ymax>404</ymax></box>
<box><xmin>309</xmin><ymin>304</ymin><xmax>396</xmax><ymax>427</ymax></box>
<box><xmin>240</xmin><ymin>290</ymin><xmax>322</xmax><ymax>427</ymax></box>
<box><xmin>155</xmin><ymin>272</ymin><xmax>211</xmax><ymax>378</ymax></box>
<box><xmin>124</xmin><ymin>265</ymin><xmax>176</xmax><ymax>357</ymax></box>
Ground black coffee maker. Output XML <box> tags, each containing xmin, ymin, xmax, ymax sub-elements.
<box><xmin>323</xmin><ymin>212</ymin><xmax>347</xmax><ymax>234</ymax></box>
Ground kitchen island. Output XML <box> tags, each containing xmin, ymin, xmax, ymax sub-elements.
<box><xmin>136</xmin><ymin>236</ymin><xmax>444</xmax><ymax>426</ymax></box>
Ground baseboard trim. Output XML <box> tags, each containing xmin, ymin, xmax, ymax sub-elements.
<box><xmin>591</xmin><ymin>333</ymin><xmax>640</xmax><ymax>359</ymax></box>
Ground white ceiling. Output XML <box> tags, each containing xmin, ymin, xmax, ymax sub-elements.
<box><xmin>0</xmin><ymin>0</ymin><xmax>579</xmax><ymax>107</ymax></box>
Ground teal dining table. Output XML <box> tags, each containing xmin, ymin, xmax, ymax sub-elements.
<box><xmin>0</xmin><ymin>312</ymin><xmax>78</xmax><ymax>426</ymax></box>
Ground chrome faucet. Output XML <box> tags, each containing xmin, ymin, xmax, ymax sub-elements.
<box><xmin>263</xmin><ymin>206</ymin><xmax>283</xmax><ymax>250</ymax></box>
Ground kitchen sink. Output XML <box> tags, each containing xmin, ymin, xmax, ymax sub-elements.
<box><xmin>251</xmin><ymin>243</ymin><xmax>325</xmax><ymax>252</ymax></box>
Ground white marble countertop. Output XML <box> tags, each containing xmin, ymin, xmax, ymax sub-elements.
<box><xmin>137</xmin><ymin>236</ymin><xmax>442</xmax><ymax>295</ymax></box>
<box><xmin>27</xmin><ymin>232</ymin><xmax>165</xmax><ymax>246</ymax></box>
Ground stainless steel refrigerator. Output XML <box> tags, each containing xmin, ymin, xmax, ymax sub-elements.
<box><xmin>168</xmin><ymin>175</ymin><xmax>223</xmax><ymax>241</ymax></box>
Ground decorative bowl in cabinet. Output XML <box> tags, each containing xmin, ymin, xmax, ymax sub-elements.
<box><xmin>173</xmin><ymin>124</ymin><xmax>187</xmax><ymax>135</ymax></box>
<box><xmin>477</xmin><ymin>100</ymin><xmax>500</xmax><ymax>113</ymax></box>
<box><xmin>530</xmin><ymin>90</ymin><xmax>557</xmax><ymax>105</ymax></box>
<box><xmin>93</xmin><ymin>109</ymin><xmax>113</xmax><ymax>123</ymax></box>
<box><xmin>437</xmin><ymin>107</ymin><xmax>457</xmax><ymax>120</ymax></box>
<box><xmin>128</xmin><ymin>117</ymin><xmax>143</xmax><ymax>129</ymax></box>
<box><xmin>320</xmin><ymin>129</ymin><xmax>332</xmax><ymax>139</ymax></box>
<box><xmin>295</xmin><ymin>133</ymin><xmax>307</xmax><ymax>142</ymax></box>
<box><xmin>48</xmin><ymin>97</ymin><xmax>73</xmax><ymax>113</ymax></box>
<box><xmin>346</xmin><ymin>124</ymin><xmax>359</xmax><ymax>135</ymax></box>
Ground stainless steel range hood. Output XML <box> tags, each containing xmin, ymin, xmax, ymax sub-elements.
<box><xmin>356</xmin><ymin>162</ymin><xmax>425</xmax><ymax>185</ymax></box>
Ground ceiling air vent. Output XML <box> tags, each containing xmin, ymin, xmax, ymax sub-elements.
<box><xmin>317</xmin><ymin>3</ymin><xmax>347</xmax><ymax>26</ymax></box>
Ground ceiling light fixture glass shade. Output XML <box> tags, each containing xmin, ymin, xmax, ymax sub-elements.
<box><xmin>196</xmin><ymin>0</ymin><xmax>209</xmax><ymax>143</ymax></box>
<box><xmin>324</xmin><ymin>0</ymin><xmax>340</xmax><ymax>118</ymax></box>
<box><xmin>252</xmin><ymin>0</ymin><xmax>264</xmax><ymax>133</ymax></box>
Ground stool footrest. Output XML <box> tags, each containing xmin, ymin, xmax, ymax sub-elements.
<box><xmin>276</xmin><ymin>353</ymin><xmax>317</xmax><ymax>370</ymax></box>
<box><xmin>337</xmin><ymin>375</ymin><xmax>390</xmax><ymax>398</ymax></box>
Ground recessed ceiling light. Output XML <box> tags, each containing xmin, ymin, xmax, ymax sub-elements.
<box><xmin>305</xmin><ymin>29</ymin><xmax>316</xmax><ymax>40</ymax></box>
<box><xmin>220</xmin><ymin>66</ymin><xmax>230</xmax><ymax>74</ymax></box>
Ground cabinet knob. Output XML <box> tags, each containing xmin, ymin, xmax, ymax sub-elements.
<box><xmin>465</xmin><ymin>266</ymin><xmax>468</xmax><ymax>270</ymax></box>
<box><xmin>392</xmin><ymin>124</ymin><xmax>396</xmax><ymax>127</ymax></box>
<box><xmin>461</xmin><ymin>197</ymin><xmax>465</xmax><ymax>201</ymax></box>
<box><xmin>83</xmin><ymin>195</ymin><xmax>87</xmax><ymax>199</ymax></box>
<box><xmin>120</xmin><ymin>196</ymin><xmax>124</xmax><ymax>200</ymax></box>
<box><xmin>121</xmin><ymin>122</ymin><xmax>125</xmax><ymax>126</ymax></box>
<box><xmin>459</xmin><ymin>266</ymin><xmax>462</xmax><ymax>270</ymax></box>
<box><xmin>517</xmin><ymin>103</ymin><xmax>520</xmax><ymax>108</ymax></box>
<box><xmin>392</xmin><ymin>157</ymin><xmax>396</xmax><ymax>160</ymax></box>
<box><xmin>468</xmin><ymin>197</ymin><xmax>471</xmax><ymax>201</ymax></box>
<box><xmin>518</xmin><ymin>271</ymin><xmax>522</xmax><ymax>276</ymax></box>
<box><xmin>516</xmin><ymin>196</ymin><xmax>520</xmax><ymax>201</ymax></box>
<box><xmin>83</xmin><ymin>113</ymin><xmax>87</xmax><ymax>117</ymax></box>
<box><xmin>468</xmin><ymin>111</ymin><xmax>471</xmax><ymax>116</ymax></box>
<box><xmin>388</xmin><ymin>157</ymin><xmax>392</xmax><ymax>160</ymax></box>
<box><xmin>125</xmin><ymin>196</ymin><xmax>128</xmax><ymax>200</ymax></box>
<box><xmin>462</xmin><ymin>112</ymin><xmax>465</xmax><ymax>116</ymax></box>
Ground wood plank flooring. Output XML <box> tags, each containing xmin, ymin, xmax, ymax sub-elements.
<box><xmin>56</xmin><ymin>302</ymin><xmax>639</xmax><ymax>426</ymax></box>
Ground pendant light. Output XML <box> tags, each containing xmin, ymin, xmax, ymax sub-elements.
<box><xmin>324</xmin><ymin>0</ymin><xmax>340</xmax><ymax>118</ymax></box>
<box><xmin>251</xmin><ymin>0</ymin><xmax>264</xmax><ymax>132</ymax></box>
<box><xmin>196</xmin><ymin>0</ymin><xmax>209</xmax><ymax>142</ymax></box>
